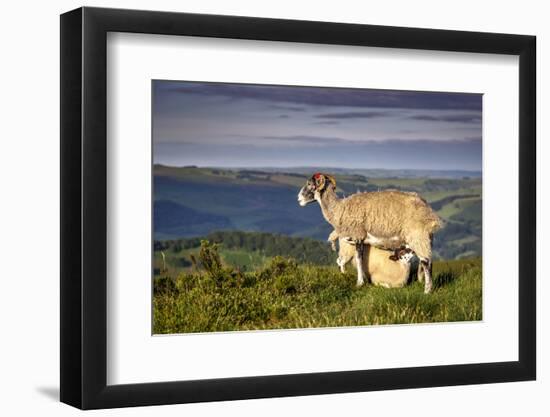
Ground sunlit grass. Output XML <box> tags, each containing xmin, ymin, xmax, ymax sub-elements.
<box><xmin>153</xmin><ymin>241</ymin><xmax>482</xmax><ymax>334</ymax></box>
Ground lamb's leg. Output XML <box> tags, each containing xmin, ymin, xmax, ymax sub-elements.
<box><xmin>417</xmin><ymin>262</ymin><xmax>424</xmax><ymax>283</ymax></box>
<box><xmin>336</xmin><ymin>257</ymin><xmax>346</xmax><ymax>273</ymax></box>
<box><xmin>355</xmin><ymin>242</ymin><xmax>366</xmax><ymax>287</ymax></box>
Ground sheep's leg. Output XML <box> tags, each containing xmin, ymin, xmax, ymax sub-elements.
<box><xmin>404</xmin><ymin>231</ymin><xmax>433</xmax><ymax>293</ymax></box>
<box><xmin>420</xmin><ymin>258</ymin><xmax>433</xmax><ymax>294</ymax></box>
<box><xmin>327</xmin><ymin>231</ymin><xmax>338</xmax><ymax>251</ymax></box>
<box><xmin>422</xmin><ymin>234</ymin><xmax>435</xmax><ymax>292</ymax></box>
<box><xmin>355</xmin><ymin>242</ymin><xmax>366</xmax><ymax>287</ymax></box>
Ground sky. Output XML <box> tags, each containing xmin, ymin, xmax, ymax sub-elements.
<box><xmin>152</xmin><ymin>80</ymin><xmax>482</xmax><ymax>171</ymax></box>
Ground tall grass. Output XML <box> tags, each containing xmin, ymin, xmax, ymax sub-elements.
<box><xmin>153</xmin><ymin>241</ymin><xmax>482</xmax><ymax>334</ymax></box>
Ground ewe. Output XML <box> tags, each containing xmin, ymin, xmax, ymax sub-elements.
<box><xmin>298</xmin><ymin>173</ymin><xmax>441</xmax><ymax>293</ymax></box>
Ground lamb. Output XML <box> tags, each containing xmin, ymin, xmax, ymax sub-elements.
<box><xmin>328</xmin><ymin>231</ymin><xmax>417</xmax><ymax>288</ymax></box>
<box><xmin>298</xmin><ymin>173</ymin><xmax>441</xmax><ymax>293</ymax></box>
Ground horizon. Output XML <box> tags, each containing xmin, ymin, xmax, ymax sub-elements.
<box><xmin>154</xmin><ymin>163</ymin><xmax>482</xmax><ymax>174</ymax></box>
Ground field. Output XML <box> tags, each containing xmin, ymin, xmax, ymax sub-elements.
<box><xmin>153</xmin><ymin>241</ymin><xmax>482</xmax><ymax>334</ymax></box>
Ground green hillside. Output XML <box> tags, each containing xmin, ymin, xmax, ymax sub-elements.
<box><xmin>154</xmin><ymin>165</ymin><xmax>482</xmax><ymax>260</ymax></box>
<box><xmin>153</xmin><ymin>241</ymin><xmax>482</xmax><ymax>333</ymax></box>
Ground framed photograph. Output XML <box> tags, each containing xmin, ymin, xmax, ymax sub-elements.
<box><xmin>60</xmin><ymin>6</ymin><xmax>536</xmax><ymax>410</ymax></box>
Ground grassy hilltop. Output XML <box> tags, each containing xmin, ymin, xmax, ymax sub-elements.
<box><xmin>154</xmin><ymin>165</ymin><xmax>482</xmax><ymax>260</ymax></box>
<box><xmin>153</xmin><ymin>241</ymin><xmax>482</xmax><ymax>334</ymax></box>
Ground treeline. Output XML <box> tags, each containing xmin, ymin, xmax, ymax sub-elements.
<box><xmin>155</xmin><ymin>228</ymin><xmax>480</xmax><ymax>263</ymax></box>
<box><xmin>154</xmin><ymin>230</ymin><xmax>335</xmax><ymax>265</ymax></box>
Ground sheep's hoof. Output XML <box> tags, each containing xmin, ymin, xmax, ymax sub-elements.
<box><xmin>424</xmin><ymin>283</ymin><xmax>433</xmax><ymax>294</ymax></box>
<box><xmin>356</xmin><ymin>280</ymin><xmax>364</xmax><ymax>287</ymax></box>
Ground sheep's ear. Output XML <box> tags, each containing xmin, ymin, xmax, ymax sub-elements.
<box><xmin>326</xmin><ymin>174</ymin><xmax>337</xmax><ymax>189</ymax></box>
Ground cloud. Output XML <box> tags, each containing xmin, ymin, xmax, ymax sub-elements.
<box><xmin>408</xmin><ymin>114</ymin><xmax>482</xmax><ymax>123</ymax></box>
<box><xmin>315</xmin><ymin>111</ymin><xmax>394</xmax><ymax>119</ymax></box>
<box><xmin>315</xmin><ymin>120</ymin><xmax>341</xmax><ymax>125</ymax></box>
<box><xmin>261</xmin><ymin>135</ymin><xmax>351</xmax><ymax>145</ymax></box>
<box><xmin>258</xmin><ymin>135</ymin><xmax>482</xmax><ymax>147</ymax></box>
<box><xmin>268</xmin><ymin>104</ymin><xmax>306</xmax><ymax>112</ymax></box>
<box><xmin>380</xmin><ymin>136</ymin><xmax>481</xmax><ymax>146</ymax></box>
<box><xmin>159</xmin><ymin>81</ymin><xmax>482</xmax><ymax>111</ymax></box>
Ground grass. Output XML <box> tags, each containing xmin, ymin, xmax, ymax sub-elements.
<box><xmin>153</xmin><ymin>241</ymin><xmax>482</xmax><ymax>334</ymax></box>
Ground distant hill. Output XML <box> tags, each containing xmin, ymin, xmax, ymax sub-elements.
<box><xmin>222</xmin><ymin>166</ymin><xmax>482</xmax><ymax>179</ymax></box>
<box><xmin>153</xmin><ymin>165</ymin><xmax>482</xmax><ymax>260</ymax></box>
<box><xmin>154</xmin><ymin>200</ymin><xmax>232</xmax><ymax>238</ymax></box>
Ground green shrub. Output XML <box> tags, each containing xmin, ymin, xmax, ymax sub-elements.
<box><xmin>258</xmin><ymin>256</ymin><xmax>298</xmax><ymax>281</ymax></box>
<box><xmin>153</xmin><ymin>276</ymin><xmax>177</xmax><ymax>296</ymax></box>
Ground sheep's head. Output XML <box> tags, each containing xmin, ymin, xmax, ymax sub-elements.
<box><xmin>297</xmin><ymin>173</ymin><xmax>336</xmax><ymax>206</ymax></box>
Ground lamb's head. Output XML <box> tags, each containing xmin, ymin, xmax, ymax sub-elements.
<box><xmin>397</xmin><ymin>248</ymin><xmax>415</xmax><ymax>264</ymax></box>
<box><xmin>297</xmin><ymin>173</ymin><xmax>336</xmax><ymax>206</ymax></box>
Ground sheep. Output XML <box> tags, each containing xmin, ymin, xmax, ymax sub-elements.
<box><xmin>298</xmin><ymin>173</ymin><xmax>441</xmax><ymax>293</ymax></box>
<box><xmin>328</xmin><ymin>231</ymin><xmax>417</xmax><ymax>288</ymax></box>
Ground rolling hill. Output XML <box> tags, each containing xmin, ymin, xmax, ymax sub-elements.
<box><xmin>153</xmin><ymin>165</ymin><xmax>482</xmax><ymax>260</ymax></box>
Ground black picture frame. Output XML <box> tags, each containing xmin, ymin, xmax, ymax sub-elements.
<box><xmin>60</xmin><ymin>6</ymin><xmax>536</xmax><ymax>410</ymax></box>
